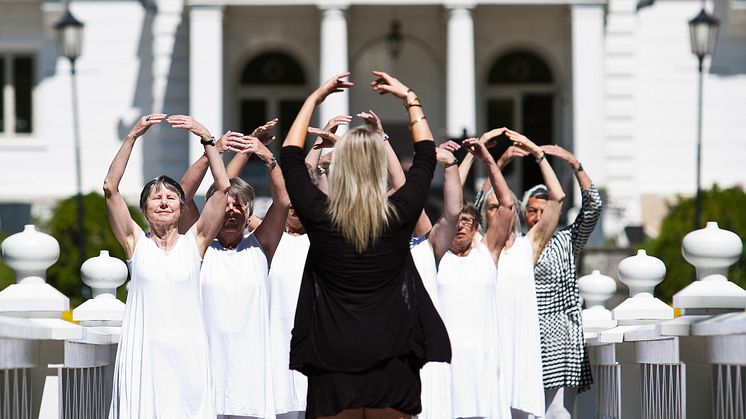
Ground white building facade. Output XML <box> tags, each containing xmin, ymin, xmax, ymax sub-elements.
<box><xmin>0</xmin><ymin>0</ymin><xmax>744</xmax><ymax>239</ymax></box>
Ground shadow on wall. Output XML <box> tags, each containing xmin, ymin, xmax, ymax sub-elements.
<box><xmin>710</xmin><ymin>0</ymin><xmax>746</xmax><ymax>76</ymax></box>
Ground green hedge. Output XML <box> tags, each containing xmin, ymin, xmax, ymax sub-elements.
<box><xmin>644</xmin><ymin>185</ymin><xmax>746</xmax><ymax>303</ymax></box>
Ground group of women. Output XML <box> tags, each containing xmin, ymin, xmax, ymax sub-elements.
<box><xmin>104</xmin><ymin>70</ymin><xmax>580</xmax><ymax>419</ymax></box>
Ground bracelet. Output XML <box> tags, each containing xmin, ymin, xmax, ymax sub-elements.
<box><xmin>406</xmin><ymin>88</ymin><xmax>415</xmax><ymax>95</ymax></box>
<box><xmin>535</xmin><ymin>152</ymin><xmax>546</xmax><ymax>164</ymax></box>
<box><xmin>265</xmin><ymin>156</ymin><xmax>277</xmax><ymax>169</ymax></box>
<box><xmin>383</xmin><ymin>132</ymin><xmax>390</xmax><ymax>141</ymax></box>
<box><xmin>443</xmin><ymin>157</ymin><xmax>459</xmax><ymax>168</ymax></box>
<box><xmin>573</xmin><ymin>162</ymin><xmax>584</xmax><ymax>173</ymax></box>
<box><xmin>409</xmin><ymin>116</ymin><xmax>427</xmax><ymax>129</ymax></box>
<box><xmin>405</xmin><ymin>101</ymin><xmax>422</xmax><ymax>109</ymax></box>
<box><xmin>200</xmin><ymin>136</ymin><xmax>216</xmax><ymax>146</ymax></box>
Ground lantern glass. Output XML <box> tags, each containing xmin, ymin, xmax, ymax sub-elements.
<box><xmin>688</xmin><ymin>9</ymin><xmax>719</xmax><ymax>58</ymax></box>
<box><xmin>55</xmin><ymin>9</ymin><xmax>84</xmax><ymax>62</ymax></box>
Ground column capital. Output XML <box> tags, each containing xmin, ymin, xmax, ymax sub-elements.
<box><xmin>444</xmin><ymin>1</ymin><xmax>476</xmax><ymax>11</ymax></box>
<box><xmin>318</xmin><ymin>0</ymin><xmax>350</xmax><ymax>12</ymax></box>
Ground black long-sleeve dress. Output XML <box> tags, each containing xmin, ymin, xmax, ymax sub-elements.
<box><xmin>280</xmin><ymin>140</ymin><xmax>450</xmax><ymax>416</ymax></box>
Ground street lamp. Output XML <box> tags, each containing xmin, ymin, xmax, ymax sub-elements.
<box><xmin>688</xmin><ymin>7</ymin><xmax>719</xmax><ymax>230</ymax></box>
<box><xmin>386</xmin><ymin>20</ymin><xmax>403</xmax><ymax>59</ymax></box>
<box><xmin>54</xmin><ymin>5</ymin><xmax>87</xmax><ymax>294</ymax></box>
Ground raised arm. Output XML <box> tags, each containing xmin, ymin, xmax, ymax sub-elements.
<box><xmin>370</xmin><ymin>71</ymin><xmax>433</xmax><ymax>144</ymax></box>
<box><xmin>541</xmin><ymin>144</ymin><xmax>602</xmax><ymax>256</ymax></box>
<box><xmin>103</xmin><ymin>114</ymin><xmax>166</xmax><ymax>258</ymax></box>
<box><xmin>305</xmin><ymin>115</ymin><xmax>351</xmax><ymax>168</ymax></box>
<box><xmin>357</xmin><ymin>110</ymin><xmax>406</xmax><ymax>193</ymax></box>
<box><xmin>463</xmin><ymin>138</ymin><xmax>513</xmax><ymax>265</ymax></box>
<box><xmin>165</xmin><ymin>115</ymin><xmax>230</xmax><ymax>256</ymax></box>
<box><xmin>428</xmin><ymin>141</ymin><xmax>463</xmax><ymax>263</ymax></box>
<box><xmin>507</xmin><ymin>130</ymin><xmax>565</xmax><ymax>263</ymax></box>
<box><xmin>248</xmin><ymin>139</ymin><xmax>289</xmax><ymax>264</ymax></box>
<box><xmin>225</xmin><ymin>118</ymin><xmax>278</xmax><ymax>178</ymax></box>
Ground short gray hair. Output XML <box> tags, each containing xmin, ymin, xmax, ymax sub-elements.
<box><xmin>207</xmin><ymin>177</ymin><xmax>255</xmax><ymax>216</ymax></box>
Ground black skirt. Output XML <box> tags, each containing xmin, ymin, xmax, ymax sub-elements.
<box><xmin>305</xmin><ymin>355</ymin><xmax>422</xmax><ymax>418</ymax></box>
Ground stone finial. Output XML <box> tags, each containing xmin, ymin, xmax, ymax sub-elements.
<box><xmin>73</xmin><ymin>250</ymin><xmax>128</xmax><ymax>325</ymax></box>
<box><xmin>612</xmin><ymin>250</ymin><xmax>673</xmax><ymax>324</ymax></box>
<box><xmin>674</xmin><ymin>222</ymin><xmax>746</xmax><ymax>313</ymax></box>
<box><xmin>578</xmin><ymin>270</ymin><xmax>618</xmax><ymax>332</ymax></box>
<box><xmin>0</xmin><ymin>225</ymin><xmax>69</xmax><ymax>315</ymax></box>
<box><xmin>578</xmin><ymin>270</ymin><xmax>617</xmax><ymax>309</ymax></box>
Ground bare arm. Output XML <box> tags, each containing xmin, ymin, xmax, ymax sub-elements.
<box><xmin>507</xmin><ymin>130</ymin><xmax>565</xmax><ymax>263</ymax></box>
<box><xmin>250</xmin><ymin>141</ymin><xmax>289</xmax><ymax>264</ymax></box>
<box><xmin>428</xmin><ymin>141</ymin><xmax>463</xmax><ymax>263</ymax></box>
<box><xmin>103</xmin><ymin>114</ymin><xmax>166</xmax><ymax>258</ymax></box>
<box><xmin>370</xmin><ymin>71</ymin><xmax>433</xmax><ymax>144</ymax></box>
<box><xmin>541</xmin><ymin>144</ymin><xmax>592</xmax><ymax>191</ymax></box>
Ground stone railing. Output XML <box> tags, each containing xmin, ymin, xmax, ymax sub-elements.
<box><xmin>576</xmin><ymin>222</ymin><xmax>746</xmax><ymax>419</ymax></box>
<box><xmin>0</xmin><ymin>222</ymin><xmax>744</xmax><ymax>418</ymax></box>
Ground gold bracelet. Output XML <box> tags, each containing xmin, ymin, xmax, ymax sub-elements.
<box><xmin>409</xmin><ymin>116</ymin><xmax>427</xmax><ymax>129</ymax></box>
<box><xmin>405</xmin><ymin>101</ymin><xmax>422</xmax><ymax>109</ymax></box>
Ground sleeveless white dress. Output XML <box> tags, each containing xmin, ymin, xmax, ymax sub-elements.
<box><xmin>437</xmin><ymin>242</ymin><xmax>510</xmax><ymax>419</ymax></box>
<box><xmin>109</xmin><ymin>231</ymin><xmax>215</xmax><ymax>419</ymax></box>
<box><xmin>268</xmin><ymin>233</ymin><xmax>310</xmax><ymax>415</ymax></box>
<box><xmin>201</xmin><ymin>234</ymin><xmax>276</xmax><ymax>418</ymax></box>
<box><xmin>409</xmin><ymin>237</ymin><xmax>452</xmax><ymax>419</ymax></box>
<box><xmin>496</xmin><ymin>236</ymin><xmax>545</xmax><ymax>417</ymax></box>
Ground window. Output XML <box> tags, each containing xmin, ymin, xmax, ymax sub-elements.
<box><xmin>1</xmin><ymin>53</ymin><xmax>35</xmax><ymax>136</ymax></box>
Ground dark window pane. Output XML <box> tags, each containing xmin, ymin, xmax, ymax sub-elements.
<box><xmin>241</xmin><ymin>52</ymin><xmax>306</xmax><ymax>85</ymax></box>
<box><xmin>239</xmin><ymin>100</ymin><xmax>268</xmax><ymax>184</ymax></box>
<box><xmin>488</xmin><ymin>51</ymin><xmax>553</xmax><ymax>84</ymax></box>
<box><xmin>279</xmin><ymin>99</ymin><xmax>304</xmax><ymax>143</ymax></box>
<box><xmin>486</xmin><ymin>99</ymin><xmax>514</xmax><ymax>175</ymax></box>
<box><xmin>0</xmin><ymin>57</ymin><xmax>5</xmax><ymax>132</ymax></box>
<box><xmin>14</xmin><ymin>56</ymin><xmax>33</xmax><ymax>133</ymax></box>
<box><xmin>521</xmin><ymin>94</ymin><xmax>553</xmax><ymax>193</ymax></box>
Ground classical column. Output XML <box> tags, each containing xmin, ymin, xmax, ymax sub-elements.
<box><xmin>189</xmin><ymin>5</ymin><xmax>224</xmax><ymax>166</ymax></box>
<box><xmin>318</xmin><ymin>5</ymin><xmax>349</xmax><ymax>127</ymax></box>
<box><xmin>571</xmin><ymin>4</ymin><xmax>605</xmax><ymax>204</ymax></box>
<box><xmin>446</xmin><ymin>5</ymin><xmax>476</xmax><ymax>138</ymax></box>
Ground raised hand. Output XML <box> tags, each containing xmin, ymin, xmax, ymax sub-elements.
<box><xmin>323</xmin><ymin>115</ymin><xmax>353</xmax><ymax>134</ymax></box>
<box><xmin>497</xmin><ymin>145</ymin><xmax>530</xmax><ymax>168</ymax></box>
<box><xmin>356</xmin><ymin>110</ymin><xmax>383</xmax><ymax>135</ymax></box>
<box><xmin>215</xmin><ymin>131</ymin><xmax>248</xmax><ymax>154</ymax></box>
<box><xmin>250</xmin><ymin>118</ymin><xmax>278</xmax><ymax>145</ymax></box>
<box><xmin>541</xmin><ymin>144</ymin><xmax>578</xmax><ymax>167</ymax></box>
<box><xmin>479</xmin><ymin>127</ymin><xmax>507</xmax><ymax>149</ymax></box>
<box><xmin>312</xmin><ymin>72</ymin><xmax>354</xmax><ymax>105</ymax></box>
<box><xmin>436</xmin><ymin>147</ymin><xmax>456</xmax><ymax>165</ymax></box>
<box><xmin>462</xmin><ymin>138</ymin><xmax>493</xmax><ymax>161</ymax></box>
<box><xmin>504</xmin><ymin>129</ymin><xmax>541</xmax><ymax>155</ymax></box>
<box><xmin>129</xmin><ymin>114</ymin><xmax>167</xmax><ymax>139</ymax></box>
<box><xmin>167</xmin><ymin>115</ymin><xmax>211</xmax><ymax>140</ymax></box>
<box><xmin>241</xmin><ymin>135</ymin><xmax>273</xmax><ymax>163</ymax></box>
<box><xmin>370</xmin><ymin>70</ymin><xmax>409</xmax><ymax>98</ymax></box>
<box><xmin>308</xmin><ymin>127</ymin><xmax>341</xmax><ymax>149</ymax></box>
<box><xmin>439</xmin><ymin>140</ymin><xmax>461</xmax><ymax>154</ymax></box>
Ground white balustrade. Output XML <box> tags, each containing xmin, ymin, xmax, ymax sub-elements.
<box><xmin>579</xmin><ymin>269</ymin><xmax>618</xmax><ymax>335</ymax></box>
<box><xmin>73</xmin><ymin>250</ymin><xmax>127</xmax><ymax>328</ymax></box>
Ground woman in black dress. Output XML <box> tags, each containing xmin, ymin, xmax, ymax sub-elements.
<box><xmin>280</xmin><ymin>71</ymin><xmax>450</xmax><ymax>419</ymax></box>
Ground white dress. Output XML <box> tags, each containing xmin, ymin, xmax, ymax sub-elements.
<box><xmin>410</xmin><ymin>237</ymin><xmax>452</xmax><ymax>419</ymax></box>
<box><xmin>268</xmin><ymin>233</ymin><xmax>310</xmax><ymax>415</ymax></box>
<box><xmin>201</xmin><ymin>234</ymin><xmax>276</xmax><ymax>418</ymax></box>
<box><xmin>496</xmin><ymin>236</ymin><xmax>545</xmax><ymax>417</ymax></box>
<box><xmin>437</xmin><ymin>242</ymin><xmax>511</xmax><ymax>419</ymax></box>
<box><xmin>109</xmin><ymin>231</ymin><xmax>215</xmax><ymax>419</ymax></box>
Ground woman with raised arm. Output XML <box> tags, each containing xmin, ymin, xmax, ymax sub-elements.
<box><xmin>104</xmin><ymin>114</ymin><xmax>230</xmax><ymax>418</ymax></box>
<box><xmin>280</xmin><ymin>71</ymin><xmax>450</xmax><ymax>419</ymax></box>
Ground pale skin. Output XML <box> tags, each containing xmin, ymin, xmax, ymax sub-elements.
<box><xmin>178</xmin><ymin>118</ymin><xmax>289</xmax><ymax>263</ymax></box>
<box><xmin>103</xmin><ymin>114</ymin><xmax>230</xmax><ymax>259</ymax></box>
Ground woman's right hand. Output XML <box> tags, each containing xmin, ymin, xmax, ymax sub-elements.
<box><xmin>462</xmin><ymin>138</ymin><xmax>493</xmax><ymax>162</ymax></box>
<box><xmin>309</xmin><ymin>127</ymin><xmax>341</xmax><ymax>149</ymax></box>
<box><xmin>370</xmin><ymin>71</ymin><xmax>409</xmax><ymax>98</ymax></box>
<box><xmin>215</xmin><ymin>131</ymin><xmax>248</xmax><ymax>154</ymax></box>
<box><xmin>129</xmin><ymin>114</ymin><xmax>166</xmax><ymax>139</ymax></box>
<box><xmin>323</xmin><ymin>114</ymin><xmax>353</xmax><ymax>134</ymax></box>
<box><xmin>505</xmin><ymin>129</ymin><xmax>542</xmax><ymax>156</ymax></box>
<box><xmin>312</xmin><ymin>72</ymin><xmax>354</xmax><ymax>105</ymax></box>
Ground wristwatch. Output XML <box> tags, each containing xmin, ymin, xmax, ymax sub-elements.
<box><xmin>200</xmin><ymin>136</ymin><xmax>216</xmax><ymax>146</ymax></box>
<box><xmin>265</xmin><ymin>156</ymin><xmax>278</xmax><ymax>169</ymax></box>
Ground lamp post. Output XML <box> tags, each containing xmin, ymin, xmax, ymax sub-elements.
<box><xmin>54</xmin><ymin>5</ymin><xmax>87</xmax><ymax>294</ymax></box>
<box><xmin>688</xmin><ymin>7</ymin><xmax>719</xmax><ymax>230</ymax></box>
<box><xmin>386</xmin><ymin>20</ymin><xmax>403</xmax><ymax>60</ymax></box>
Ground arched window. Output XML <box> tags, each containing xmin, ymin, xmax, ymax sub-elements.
<box><xmin>487</xmin><ymin>50</ymin><xmax>553</xmax><ymax>85</ymax></box>
<box><xmin>240</xmin><ymin>52</ymin><xmax>306</xmax><ymax>86</ymax></box>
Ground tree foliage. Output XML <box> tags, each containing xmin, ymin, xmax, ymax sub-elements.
<box><xmin>644</xmin><ymin>185</ymin><xmax>746</xmax><ymax>303</ymax></box>
<box><xmin>42</xmin><ymin>192</ymin><xmax>146</xmax><ymax>306</ymax></box>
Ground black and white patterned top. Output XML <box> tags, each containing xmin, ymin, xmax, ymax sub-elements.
<box><xmin>534</xmin><ymin>185</ymin><xmax>602</xmax><ymax>392</ymax></box>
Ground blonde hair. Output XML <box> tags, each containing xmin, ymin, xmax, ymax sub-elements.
<box><xmin>327</xmin><ymin>126</ymin><xmax>395</xmax><ymax>253</ymax></box>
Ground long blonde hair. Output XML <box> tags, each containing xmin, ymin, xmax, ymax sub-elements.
<box><xmin>327</xmin><ymin>126</ymin><xmax>394</xmax><ymax>253</ymax></box>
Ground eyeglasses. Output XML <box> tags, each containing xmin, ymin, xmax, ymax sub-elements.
<box><xmin>458</xmin><ymin>217</ymin><xmax>475</xmax><ymax>227</ymax></box>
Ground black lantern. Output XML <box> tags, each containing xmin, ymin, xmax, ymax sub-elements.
<box><xmin>387</xmin><ymin>20</ymin><xmax>403</xmax><ymax>59</ymax></box>
<box><xmin>688</xmin><ymin>8</ymin><xmax>719</xmax><ymax>60</ymax></box>
<box><xmin>54</xmin><ymin>7</ymin><xmax>85</xmax><ymax>64</ymax></box>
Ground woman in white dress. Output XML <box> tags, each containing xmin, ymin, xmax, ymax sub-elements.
<box><xmin>436</xmin><ymin>132</ymin><xmax>515</xmax><ymax>419</ymax></box>
<box><xmin>104</xmin><ymin>114</ymin><xmax>229</xmax><ymax>418</ymax></box>
<box><xmin>179</xmin><ymin>120</ymin><xmax>289</xmax><ymax>419</ymax></box>
<box><xmin>479</xmin><ymin>130</ymin><xmax>564</xmax><ymax>419</ymax></box>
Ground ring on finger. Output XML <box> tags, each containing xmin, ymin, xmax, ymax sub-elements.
<box><xmin>146</xmin><ymin>116</ymin><xmax>151</xmax><ymax>122</ymax></box>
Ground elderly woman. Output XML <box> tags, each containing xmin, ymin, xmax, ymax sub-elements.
<box><xmin>280</xmin><ymin>71</ymin><xmax>450</xmax><ymax>419</ymax></box>
<box><xmin>104</xmin><ymin>114</ymin><xmax>229</xmax><ymax>418</ymax></box>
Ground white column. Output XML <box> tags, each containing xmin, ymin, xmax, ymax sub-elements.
<box><xmin>318</xmin><ymin>5</ymin><xmax>349</xmax><ymax>127</ymax></box>
<box><xmin>446</xmin><ymin>5</ymin><xmax>476</xmax><ymax>138</ymax></box>
<box><xmin>189</xmin><ymin>5</ymin><xmax>224</xmax><ymax>168</ymax></box>
<box><xmin>571</xmin><ymin>4</ymin><xmax>605</xmax><ymax>204</ymax></box>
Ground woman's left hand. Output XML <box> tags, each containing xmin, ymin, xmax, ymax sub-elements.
<box><xmin>462</xmin><ymin>138</ymin><xmax>492</xmax><ymax>161</ymax></box>
<box><xmin>167</xmin><ymin>115</ymin><xmax>212</xmax><ymax>141</ymax></box>
<box><xmin>312</xmin><ymin>72</ymin><xmax>354</xmax><ymax>104</ymax></box>
<box><xmin>129</xmin><ymin>114</ymin><xmax>167</xmax><ymax>139</ymax></box>
<box><xmin>356</xmin><ymin>110</ymin><xmax>384</xmax><ymax>135</ymax></box>
<box><xmin>250</xmin><ymin>118</ymin><xmax>279</xmax><ymax>145</ymax></box>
